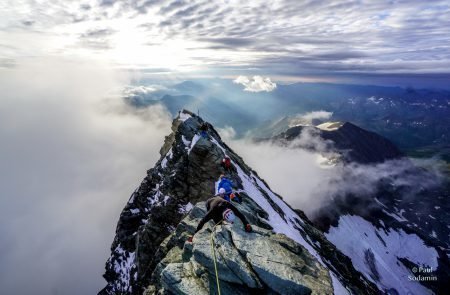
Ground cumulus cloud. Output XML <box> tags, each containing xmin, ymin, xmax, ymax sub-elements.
<box><xmin>217</xmin><ymin>125</ymin><xmax>237</xmax><ymax>141</ymax></box>
<box><xmin>233</xmin><ymin>75</ymin><xmax>277</xmax><ymax>92</ymax></box>
<box><xmin>289</xmin><ymin>110</ymin><xmax>333</xmax><ymax>126</ymax></box>
<box><xmin>0</xmin><ymin>57</ymin><xmax>172</xmax><ymax>295</ymax></box>
<box><xmin>122</xmin><ymin>84</ymin><xmax>169</xmax><ymax>99</ymax></box>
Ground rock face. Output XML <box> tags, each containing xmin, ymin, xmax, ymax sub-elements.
<box><xmin>100</xmin><ymin>110</ymin><xmax>379</xmax><ymax>295</ymax></box>
<box><xmin>146</xmin><ymin>202</ymin><xmax>333</xmax><ymax>295</ymax></box>
<box><xmin>100</xmin><ymin>111</ymin><xmax>225</xmax><ymax>294</ymax></box>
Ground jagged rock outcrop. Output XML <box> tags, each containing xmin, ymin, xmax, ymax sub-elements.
<box><xmin>100</xmin><ymin>110</ymin><xmax>380</xmax><ymax>295</ymax></box>
<box><xmin>100</xmin><ymin>111</ymin><xmax>226</xmax><ymax>294</ymax></box>
<box><xmin>145</xmin><ymin>202</ymin><xmax>333</xmax><ymax>295</ymax></box>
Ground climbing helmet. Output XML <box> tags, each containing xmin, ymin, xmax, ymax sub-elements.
<box><xmin>222</xmin><ymin>208</ymin><xmax>235</xmax><ymax>224</ymax></box>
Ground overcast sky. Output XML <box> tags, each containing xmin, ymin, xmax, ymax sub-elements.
<box><xmin>1</xmin><ymin>0</ymin><xmax>450</xmax><ymax>87</ymax></box>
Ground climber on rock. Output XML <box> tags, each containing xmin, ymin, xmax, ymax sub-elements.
<box><xmin>187</xmin><ymin>197</ymin><xmax>252</xmax><ymax>242</ymax></box>
<box><xmin>221</xmin><ymin>155</ymin><xmax>233</xmax><ymax>172</ymax></box>
<box><xmin>199</xmin><ymin>122</ymin><xmax>208</xmax><ymax>138</ymax></box>
<box><xmin>230</xmin><ymin>191</ymin><xmax>242</xmax><ymax>204</ymax></box>
<box><xmin>217</xmin><ymin>187</ymin><xmax>231</xmax><ymax>202</ymax></box>
<box><xmin>217</xmin><ymin>174</ymin><xmax>243</xmax><ymax>203</ymax></box>
<box><xmin>218</xmin><ymin>174</ymin><xmax>233</xmax><ymax>194</ymax></box>
<box><xmin>217</xmin><ymin>187</ymin><xmax>242</xmax><ymax>204</ymax></box>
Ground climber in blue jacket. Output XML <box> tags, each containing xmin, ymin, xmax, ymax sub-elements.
<box><xmin>217</xmin><ymin>174</ymin><xmax>233</xmax><ymax>195</ymax></box>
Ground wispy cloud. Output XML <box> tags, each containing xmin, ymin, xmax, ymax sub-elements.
<box><xmin>289</xmin><ymin>111</ymin><xmax>334</xmax><ymax>126</ymax></box>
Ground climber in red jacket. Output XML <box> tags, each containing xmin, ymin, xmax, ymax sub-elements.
<box><xmin>221</xmin><ymin>155</ymin><xmax>232</xmax><ymax>172</ymax></box>
<box><xmin>187</xmin><ymin>197</ymin><xmax>252</xmax><ymax>242</ymax></box>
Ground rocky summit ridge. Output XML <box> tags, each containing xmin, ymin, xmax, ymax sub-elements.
<box><xmin>100</xmin><ymin>109</ymin><xmax>383</xmax><ymax>295</ymax></box>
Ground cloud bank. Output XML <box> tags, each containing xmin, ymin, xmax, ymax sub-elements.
<box><xmin>225</xmin><ymin>128</ymin><xmax>443</xmax><ymax>217</ymax></box>
<box><xmin>0</xmin><ymin>57</ymin><xmax>172</xmax><ymax>295</ymax></box>
<box><xmin>233</xmin><ymin>75</ymin><xmax>277</xmax><ymax>92</ymax></box>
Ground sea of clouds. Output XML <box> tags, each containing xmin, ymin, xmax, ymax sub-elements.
<box><xmin>0</xmin><ymin>57</ymin><xmax>173</xmax><ymax>295</ymax></box>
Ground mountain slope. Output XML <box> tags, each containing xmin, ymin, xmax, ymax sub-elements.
<box><xmin>100</xmin><ymin>110</ymin><xmax>378</xmax><ymax>294</ymax></box>
<box><xmin>272</xmin><ymin>121</ymin><xmax>403</xmax><ymax>164</ymax></box>
<box><xmin>271</xmin><ymin>122</ymin><xmax>450</xmax><ymax>294</ymax></box>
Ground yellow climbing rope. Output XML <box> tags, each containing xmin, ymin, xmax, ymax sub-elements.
<box><xmin>210</xmin><ymin>220</ymin><xmax>223</xmax><ymax>295</ymax></box>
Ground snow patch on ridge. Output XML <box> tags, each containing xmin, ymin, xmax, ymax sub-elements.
<box><xmin>326</xmin><ymin>215</ymin><xmax>438</xmax><ymax>294</ymax></box>
<box><xmin>382</xmin><ymin>209</ymin><xmax>408</xmax><ymax>222</ymax></box>
<box><xmin>161</xmin><ymin>148</ymin><xmax>173</xmax><ymax>168</ymax></box>
<box><xmin>182</xmin><ymin>135</ymin><xmax>191</xmax><ymax>147</ymax></box>
<box><xmin>178</xmin><ymin>111</ymin><xmax>192</xmax><ymax>122</ymax></box>
<box><xmin>178</xmin><ymin>202</ymin><xmax>194</xmax><ymax>214</ymax></box>
<box><xmin>130</xmin><ymin>208</ymin><xmax>140</xmax><ymax>214</ymax></box>
<box><xmin>188</xmin><ymin>134</ymin><xmax>201</xmax><ymax>154</ymax></box>
<box><xmin>331</xmin><ymin>272</ymin><xmax>350</xmax><ymax>295</ymax></box>
<box><xmin>317</xmin><ymin>122</ymin><xmax>344</xmax><ymax>131</ymax></box>
<box><xmin>210</xmin><ymin>137</ymin><xmax>226</xmax><ymax>153</ymax></box>
<box><xmin>112</xmin><ymin>245</ymin><xmax>136</xmax><ymax>293</ymax></box>
<box><xmin>128</xmin><ymin>192</ymin><xmax>136</xmax><ymax>204</ymax></box>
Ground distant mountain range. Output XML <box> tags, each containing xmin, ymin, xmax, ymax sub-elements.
<box><xmin>124</xmin><ymin>80</ymin><xmax>450</xmax><ymax>153</ymax></box>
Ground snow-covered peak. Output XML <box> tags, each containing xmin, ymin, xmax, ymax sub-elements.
<box><xmin>316</xmin><ymin>121</ymin><xmax>344</xmax><ymax>131</ymax></box>
<box><xmin>177</xmin><ymin>109</ymin><xmax>193</xmax><ymax>122</ymax></box>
